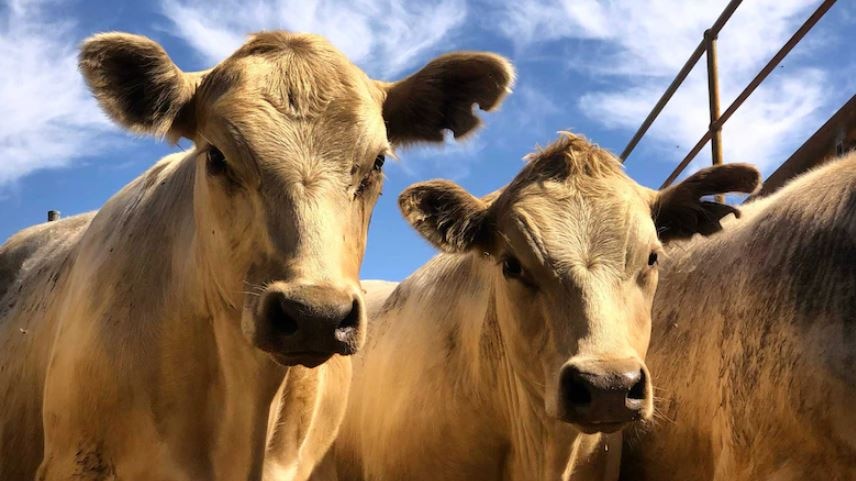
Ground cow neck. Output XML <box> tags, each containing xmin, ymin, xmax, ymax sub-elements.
<box><xmin>486</xmin><ymin>276</ymin><xmax>567</xmax><ymax>477</ymax></box>
<box><xmin>37</xmin><ymin>150</ymin><xmax>287</xmax><ymax>478</ymax></box>
<box><xmin>114</xmin><ymin>151</ymin><xmax>285</xmax><ymax>472</ymax></box>
<box><xmin>382</xmin><ymin>252</ymin><xmax>576</xmax><ymax>478</ymax></box>
<box><xmin>434</xmin><ymin>252</ymin><xmax>558</xmax><ymax>474</ymax></box>
<box><xmin>169</xmin><ymin>152</ymin><xmax>286</xmax><ymax>478</ymax></box>
<box><xmin>177</xmin><ymin>151</ymin><xmax>287</xmax><ymax>397</ymax></box>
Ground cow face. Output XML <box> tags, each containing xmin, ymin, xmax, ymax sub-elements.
<box><xmin>400</xmin><ymin>132</ymin><xmax>759</xmax><ymax>433</ymax></box>
<box><xmin>80</xmin><ymin>32</ymin><xmax>513</xmax><ymax>367</ymax></box>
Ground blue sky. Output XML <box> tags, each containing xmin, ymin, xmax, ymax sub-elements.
<box><xmin>1</xmin><ymin>0</ymin><xmax>854</xmax><ymax>280</ymax></box>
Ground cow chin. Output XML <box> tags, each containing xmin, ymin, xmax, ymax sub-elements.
<box><xmin>244</xmin><ymin>319</ymin><xmax>360</xmax><ymax>368</ymax></box>
<box><xmin>569</xmin><ymin>419</ymin><xmax>636</xmax><ymax>435</ymax></box>
<box><xmin>268</xmin><ymin>351</ymin><xmax>335</xmax><ymax>368</ymax></box>
<box><xmin>251</xmin><ymin>330</ymin><xmax>358</xmax><ymax>368</ymax></box>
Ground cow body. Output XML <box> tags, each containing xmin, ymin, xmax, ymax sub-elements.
<box><xmin>1</xmin><ymin>156</ymin><xmax>290</xmax><ymax>480</ymax></box>
<box><xmin>620</xmin><ymin>152</ymin><xmax>856</xmax><ymax>481</ymax></box>
<box><xmin>0</xmin><ymin>214</ymin><xmax>93</xmax><ymax>479</ymax></box>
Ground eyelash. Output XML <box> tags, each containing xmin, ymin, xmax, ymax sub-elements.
<box><xmin>354</xmin><ymin>176</ymin><xmax>375</xmax><ymax>197</ymax></box>
<box><xmin>354</xmin><ymin>154</ymin><xmax>386</xmax><ymax>198</ymax></box>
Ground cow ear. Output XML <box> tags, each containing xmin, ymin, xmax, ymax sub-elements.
<box><xmin>652</xmin><ymin>163</ymin><xmax>761</xmax><ymax>242</ymax></box>
<box><xmin>381</xmin><ymin>52</ymin><xmax>514</xmax><ymax>147</ymax></box>
<box><xmin>79</xmin><ymin>32</ymin><xmax>201</xmax><ymax>141</ymax></box>
<box><xmin>399</xmin><ymin>180</ymin><xmax>492</xmax><ymax>253</ymax></box>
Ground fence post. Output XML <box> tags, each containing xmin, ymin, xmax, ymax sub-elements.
<box><xmin>704</xmin><ymin>29</ymin><xmax>725</xmax><ymax>203</ymax></box>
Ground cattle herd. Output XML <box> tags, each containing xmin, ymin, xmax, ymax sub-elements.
<box><xmin>0</xmin><ymin>31</ymin><xmax>852</xmax><ymax>481</ymax></box>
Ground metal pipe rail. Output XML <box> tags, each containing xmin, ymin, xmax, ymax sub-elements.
<box><xmin>659</xmin><ymin>0</ymin><xmax>837</xmax><ymax>188</ymax></box>
<box><xmin>619</xmin><ymin>0</ymin><xmax>743</xmax><ymax>162</ymax></box>
<box><xmin>617</xmin><ymin>0</ymin><xmax>838</xmax><ymax>190</ymax></box>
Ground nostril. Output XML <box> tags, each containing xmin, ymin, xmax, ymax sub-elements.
<box><xmin>265</xmin><ymin>294</ymin><xmax>298</xmax><ymax>336</ymax></box>
<box><xmin>562</xmin><ymin>370</ymin><xmax>593</xmax><ymax>407</ymax></box>
<box><xmin>628</xmin><ymin>370</ymin><xmax>646</xmax><ymax>401</ymax></box>
<box><xmin>336</xmin><ymin>299</ymin><xmax>360</xmax><ymax>332</ymax></box>
<box><xmin>568</xmin><ymin>382</ymin><xmax>592</xmax><ymax>406</ymax></box>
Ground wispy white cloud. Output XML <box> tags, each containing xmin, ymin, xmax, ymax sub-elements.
<box><xmin>579</xmin><ymin>66</ymin><xmax>825</xmax><ymax>173</ymax></box>
<box><xmin>507</xmin><ymin>85</ymin><xmax>562</xmax><ymax>131</ymax></box>
<box><xmin>160</xmin><ymin>0</ymin><xmax>467</xmax><ymax>77</ymax></box>
<box><xmin>495</xmin><ymin>0</ymin><xmax>612</xmax><ymax>50</ymax></box>
<box><xmin>494</xmin><ymin>0</ymin><xmax>831</xmax><ymax>173</ymax></box>
<box><xmin>0</xmin><ymin>0</ymin><xmax>115</xmax><ymax>186</ymax></box>
<box><xmin>390</xmin><ymin>131</ymin><xmax>490</xmax><ymax>181</ymax></box>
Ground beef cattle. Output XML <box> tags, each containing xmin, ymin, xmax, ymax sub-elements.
<box><xmin>0</xmin><ymin>31</ymin><xmax>513</xmax><ymax>481</ymax></box>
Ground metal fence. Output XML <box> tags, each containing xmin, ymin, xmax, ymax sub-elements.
<box><xmin>619</xmin><ymin>0</ymin><xmax>838</xmax><ymax>199</ymax></box>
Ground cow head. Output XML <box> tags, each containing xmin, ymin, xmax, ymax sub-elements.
<box><xmin>79</xmin><ymin>31</ymin><xmax>513</xmax><ymax>367</ymax></box>
<box><xmin>399</xmin><ymin>132</ymin><xmax>759</xmax><ymax>432</ymax></box>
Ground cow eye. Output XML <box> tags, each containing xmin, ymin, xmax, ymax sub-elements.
<box><xmin>647</xmin><ymin>251</ymin><xmax>659</xmax><ymax>267</ymax></box>
<box><xmin>501</xmin><ymin>256</ymin><xmax>524</xmax><ymax>279</ymax></box>
<box><xmin>373</xmin><ymin>154</ymin><xmax>385</xmax><ymax>172</ymax></box>
<box><xmin>207</xmin><ymin>146</ymin><xmax>228</xmax><ymax>176</ymax></box>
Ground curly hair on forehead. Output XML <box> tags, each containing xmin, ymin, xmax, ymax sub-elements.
<box><xmin>523</xmin><ymin>131</ymin><xmax>625</xmax><ymax>181</ymax></box>
<box><xmin>231</xmin><ymin>31</ymin><xmax>341</xmax><ymax>59</ymax></box>
<box><xmin>485</xmin><ymin>131</ymin><xmax>629</xmax><ymax>213</ymax></box>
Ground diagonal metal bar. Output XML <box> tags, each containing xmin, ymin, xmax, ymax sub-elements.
<box><xmin>619</xmin><ymin>0</ymin><xmax>743</xmax><ymax>162</ymax></box>
<box><xmin>660</xmin><ymin>0</ymin><xmax>837</xmax><ymax>188</ymax></box>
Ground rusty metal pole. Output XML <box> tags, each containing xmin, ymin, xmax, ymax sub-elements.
<box><xmin>660</xmin><ymin>0</ymin><xmax>837</xmax><ymax>189</ymax></box>
<box><xmin>704</xmin><ymin>29</ymin><xmax>724</xmax><ymax>203</ymax></box>
<box><xmin>47</xmin><ymin>210</ymin><xmax>61</xmax><ymax>222</ymax></box>
<box><xmin>620</xmin><ymin>0</ymin><xmax>743</xmax><ymax>162</ymax></box>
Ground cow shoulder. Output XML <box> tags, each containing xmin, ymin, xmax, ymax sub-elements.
<box><xmin>0</xmin><ymin>214</ymin><xmax>93</xmax><ymax>302</ymax></box>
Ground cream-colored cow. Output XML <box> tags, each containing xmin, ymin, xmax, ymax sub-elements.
<box><xmin>619</xmin><ymin>151</ymin><xmax>856</xmax><ymax>481</ymax></box>
<box><xmin>280</xmin><ymin>132</ymin><xmax>760</xmax><ymax>481</ymax></box>
<box><xmin>0</xmin><ymin>31</ymin><xmax>513</xmax><ymax>480</ymax></box>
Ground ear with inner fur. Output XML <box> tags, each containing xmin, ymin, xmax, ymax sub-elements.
<box><xmin>653</xmin><ymin>163</ymin><xmax>761</xmax><ymax>242</ymax></box>
<box><xmin>79</xmin><ymin>32</ymin><xmax>199</xmax><ymax>141</ymax></box>
<box><xmin>381</xmin><ymin>52</ymin><xmax>514</xmax><ymax>146</ymax></box>
<box><xmin>399</xmin><ymin>180</ymin><xmax>491</xmax><ymax>253</ymax></box>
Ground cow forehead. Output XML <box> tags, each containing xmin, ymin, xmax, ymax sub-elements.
<box><xmin>198</xmin><ymin>33</ymin><xmax>383</xmax><ymax>127</ymax></box>
<box><xmin>508</xmin><ymin>176</ymin><xmax>650</xmax><ymax>226</ymax></box>
<box><xmin>503</xmin><ymin>180</ymin><xmax>655</xmax><ymax>268</ymax></box>
<box><xmin>193</xmin><ymin>39</ymin><xmax>389</xmax><ymax>171</ymax></box>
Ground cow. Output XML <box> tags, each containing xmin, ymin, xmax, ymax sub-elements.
<box><xmin>0</xmin><ymin>31</ymin><xmax>514</xmax><ymax>480</ymax></box>
<box><xmin>283</xmin><ymin>132</ymin><xmax>761</xmax><ymax>481</ymax></box>
<box><xmin>617</xmin><ymin>150</ymin><xmax>856</xmax><ymax>481</ymax></box>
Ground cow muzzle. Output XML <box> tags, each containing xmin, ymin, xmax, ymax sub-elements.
<box><xmin>248</xmin><ymin>282</ymin><xmax>365</xmax><ymax>367</ymax></box>
<box><xmin>557</xmin><ymin>358</ymin><xmax>651</xmax><ymax>433</ymax></box>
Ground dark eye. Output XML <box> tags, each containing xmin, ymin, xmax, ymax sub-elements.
<box><xmin>647</xmin><ymin>251</ymin><xmax>659</xmax><ymax>267</ymax></box>
<box><xmin>373</xmin><ymin>154</ymin><xmax>385</xmax><ymax>172</ymax></box>
<box><xmin>501</xmin><ymin>256</ymin><xmax>524</xmax><ymax>279</ymax></box>
<box><xmin>207</xmin><ymin>146</ymin><xmax>228</xmax><ymax>176</ymax></box>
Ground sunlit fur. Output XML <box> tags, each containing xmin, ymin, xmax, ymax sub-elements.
<box><xmin>0</xmin><ymin>31</ymin><xmax>513</xmax><ymax>481</ymax></box>
<box><xmin>282</xmin><ymin>132</ymin><xmax>760</xmax><ymax>481</ymax></box>
<box><xmin>616</xmin><ymin>150</ymin><xmax>856</xmax><ymax>481</ymax></box>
